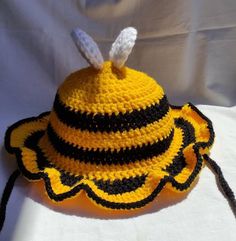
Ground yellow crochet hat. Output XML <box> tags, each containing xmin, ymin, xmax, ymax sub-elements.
<box><xmin>4</xmin><ymin>27</ymin><xmax>215</xmax><ymax>210</ymax></box>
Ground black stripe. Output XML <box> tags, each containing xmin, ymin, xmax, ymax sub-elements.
<box><xmin>171</xmin><ymin>103</ymin><xmax>215</xmax><ymax>147</ymax></box>
<box><xmin>174</xmin><ymin>118</ymin><xmax>196</xmax><ymax>146</ymax></box>
<box><xmin>60</xmin><ymin>172</ymin><xmax>83</xmax><ymax>187</ymax></box>
<box><xmin>163</xmin><ymin>118</ymin><xmax>196</xmax><ymax>176</ymax></box>
<box><xmin>53</xmin><ymin>94</ymin><xmax>170</xmax><ymax>132</ymax></box>
<box><xmin>24</xmin><ymin>131</ymin><xmax>52</xmax><ymax>170</ymax></box>
<box><xmin>46</xmin><ymin>124</ymin><xmax>174</xmax><ymax>165</ymax></box>
<box><xmin>94</xmin><ymin>175</ymin><xmax>147</xmax><ymax>194</ymax></box>
<box><xmin>24</xmin><ymin>131</ymin><xmax>44</xmax><ymax>149</ymax></box>
<box><xmin>4</xmin><ymin>111</ymin><xmax>50</xmax><ymax>154</ymax></box>
<box><xmin>164</xmin><ymin>153</ymin><xmax>186</xmax><ymax>177</ymax></box>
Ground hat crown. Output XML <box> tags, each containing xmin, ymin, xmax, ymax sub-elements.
<box><xmin>55</xmin><ymin>61</ymin><xmax>168</xmax><ymax>114</ymax></box>
<box><xmin>4</xmin><ymin>27</ymin><xmax>215</xmax><ymax>211</ymax></box>
<box><xmin>43</xmin><ymin>61</ymin><xmax>174</xmax><ymax>167</ymax></box>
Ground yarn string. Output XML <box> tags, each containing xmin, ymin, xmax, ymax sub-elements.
<box><xmin>0</xmin><ymin>169</ymin><xmax>20</xmax><ymax>232</ymax></box>
<box><xmin>203</xmin><ymin>154</ymin><xmax>236</xmax><ymax>217</ymax></box>
<box><xmin>1</xmin><ymin>155</ymin><xmax>235</xmax><ymax>233</ymax></box>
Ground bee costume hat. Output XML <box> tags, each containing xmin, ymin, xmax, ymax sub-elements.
<box><xmin>1</xmin><ymin>27</ymin><xmax>235</xmax><ymax>231</ymax></box>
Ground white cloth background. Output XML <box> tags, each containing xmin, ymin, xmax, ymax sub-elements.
<box><xmin>0</xmin><ymin>0</ymin><xmax>236</xmax><ymax>240</ymax></box>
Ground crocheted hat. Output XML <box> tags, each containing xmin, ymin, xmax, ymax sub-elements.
<box><xmin>4</xmin><ymin>27</ymin><xmax>216</xmax><ymax>210</ymax></box>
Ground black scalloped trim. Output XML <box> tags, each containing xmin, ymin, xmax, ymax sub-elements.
<box><xmin>170</xmin><ymin>103</ymin><xmax>215</xmax><ymax>147</ymax></box>
<box><xmin>94</xmin><ymin>175</ymin><xmax>147</xmax><ymax>194</ymax></box>
<box><xmin>4</xmin><ymin>112</ymin><xmax>50</xmax><ymax>154</ymax></box>
<box><xmin>4</xmin><ymin>104</ymin><xmax>215</xmax><ymax>209</ymax></box>
<box><xmin>187</xmin><ymin>103</ymin><xmax>215</xmax><ymax>146</ymax></box>
<box><xmin>53</xmin><ymin>94</ymin><xmax>170</xmax><ymax>133</ymax></box>
<box><xmin>13</xmin><ymin>144</ymin><xmax>203</xmax><ymax>209</ymax></box>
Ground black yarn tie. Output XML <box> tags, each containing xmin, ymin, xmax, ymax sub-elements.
<box><xmin>203</xmin><ymin>154</ymin><xmax>236</xmax><ymax>217</ymax></box>
<box><xmin>0</xmin><ymin>169</ymin><xmax>20</xmax><ymax>232</ymax></box>
<box><xmin>0</xmin><ymin>156</ymin><xmax>235</xmax><ymax>233</ymax></box>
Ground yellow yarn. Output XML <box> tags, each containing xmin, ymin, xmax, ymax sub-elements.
<box><xmin>5</xmin><ymin>61</ymin><xmax>214</xmax><ymax>209</ymax></box>
<box><xmin>49</xmin><ymin>109</ymin><xmax>173</xmax><ymax>151</ymax></box>
<box><xmin>57</xmin><ymin>61</ymin><xmax>164</xmax><ymax>114</ymax></box>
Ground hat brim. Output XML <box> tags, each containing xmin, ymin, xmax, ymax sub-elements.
<box><xmin>5</xmin><ymin>103</ymin><xmax>214</xmax><ymax>210</ymax></box>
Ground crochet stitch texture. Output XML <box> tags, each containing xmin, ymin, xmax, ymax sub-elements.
<box><xmin>5</xmin><ymin>60</ymin><xmax>214</xmax><ymax>209</ymax></box>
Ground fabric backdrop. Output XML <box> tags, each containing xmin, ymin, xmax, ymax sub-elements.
<box><xmin>0</xmin><ymin>0</ymin><xmax>236</xmax><ymax>241</ymax></box>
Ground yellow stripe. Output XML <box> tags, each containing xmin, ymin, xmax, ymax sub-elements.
<box><xmin>57</xmin><ymin>62</ymin><xmax>165</xmax><ymax>115</ymax></box>
<box><xmin>41</xmin><ymin>167</ymin><xmax>161</xmax><ymax>203</ymax></box>
<box><xmin>21</xmin><ymin>147</ymin><xmax>40</xmax><ymax>174</ymax></box>
<box><xmin>44</xmin><ymin>168</ymin><xmax>77</xmax><ymax>194</ymax></box>
<box><xmin>168</xmin><ymin>144</ymin><xmax>204</xmax><ymax>193</ymax></box>
<box><xmin>38</xmin><ymin>127</ymin><xmax>184</xmax><ymax>180</ymax></box>
<box><xmin>49</xmin><ymin>109</ymin><xmax>174</xmax><ymax>150</ymax></box>
<box><xmin>9</xmin><ymin>115</ymin><xmax>49</xmax><ymax>148</ymax></box>
<box><xmin>172</xmin><ymin>104</ymin><xmax>211</xmax><ymax>145</ymax></box>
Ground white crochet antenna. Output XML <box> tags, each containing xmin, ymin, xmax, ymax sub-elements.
<box><xmin>71</xmin><ymin>28</ymin><xmax>104</xmax><ymax>70</ymax></box>
<box><xmin>109</xmin><ymin>27</ymin><xmax>137</xmax><ymax>69</ymax></box>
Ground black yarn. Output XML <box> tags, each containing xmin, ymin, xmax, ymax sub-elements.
<box><xmin>164</xmin><ymin>118</ymin><xmax>196</xmax><ymax>177</ymax></box>
<box><xmin>24</xmin><ymin>131</ymin><xmax>52</xmax><ymax>170</ymax></box>
<box><xmin>60</xmin><ymin>172</ymin><xmax>83</xmax><ymax>187</ymax></box>
<box><xmin>53</xmin><ymin>94</ymin><xmax>170</xmax><ymax>132</ymax></box>
<box><xmin>165</xmin><ymin>154</ymin><xmax>187</xmax><ymax>177</ymax></box>
<box><xmin>94</xmin><ymin>175</ymin><xmax>147</xmax><ymax>194</ymax></box>
<box><xmin>174</xmin><ymin>118</ymin><xmax>196</xmax><ymax>146</ymax></box>
<box><xmin>204</xmin><ymin>154</ymin><xmax>236</xmax><ymax>217</ymax></box>
<box><xmin>0</xmin><ymin>169</ymin><xmax>20</xmax><ymax>232</ymax></box>
<box><xmin>47</xmin><ymin>123</ymin><xmax>174</xmax><ymax>165</ymax></box>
